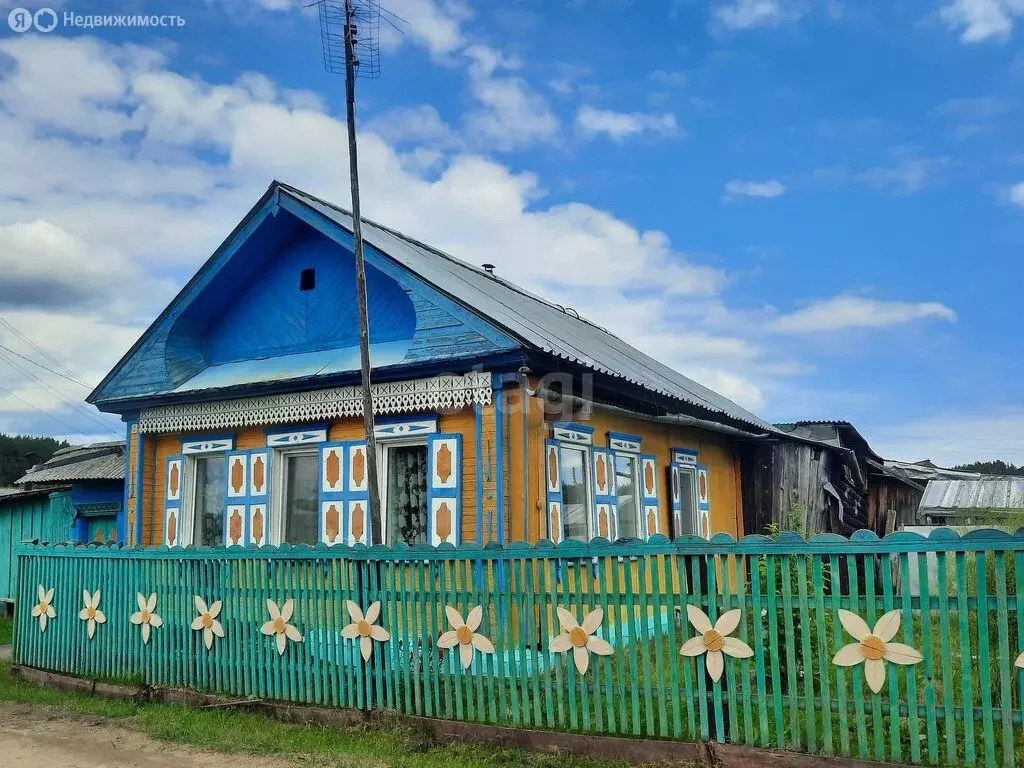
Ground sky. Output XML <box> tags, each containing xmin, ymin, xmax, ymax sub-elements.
<box><xmin>0</xmin><ymin>0</ymin><xmax>1022</xmax><ymax>466</ymax></box>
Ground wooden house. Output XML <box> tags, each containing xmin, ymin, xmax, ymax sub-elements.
<box><xmin>88</xmin><ymin>181</ymin><xmax>780</xmax><ymax>552</ymax></box>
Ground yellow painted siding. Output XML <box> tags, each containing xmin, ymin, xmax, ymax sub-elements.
<box><xmin>530</xmin><ymin>408</ymin><xmax>744</xmax><ymax>540</ymax></box>
<box><xmin>139</xmin><ymin>394</ymin><xmax>743</xmax><ymax>547</ymax></box>
<box><xmin>125</xmin><ymin>424</ymin><xmax>139</xmax><ymax>544</ymax></box>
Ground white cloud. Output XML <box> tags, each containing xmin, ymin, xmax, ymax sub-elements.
<box><xmin>769</xmin><ymin>296</ymin><xmax>957</xmax><ymax>333</ymax></box>
<box><xmin>651</xmin><ymin>70</ymin><xmax>688</xmax><ymax>86</ymax></box>
<box><xmin>713</xmin><ymin>0</ymin><xmax>802</xmax><ymax>30</ymax></box>
<box><xmin>722</xmin><ymin>179</ymin><xmax>786</xmax><ymax>202</ymax></box>
<box><xmin>856</xmin><ymin>155</ymin><xmax>951</xmax><ymax>195</ymax></box>
<box><xmin>940</xmin><ymin>0</ymin><xmax>1023</xmax><ymax>43</ymax></box>
<box><xmin>575</xmin><ymin>106</ymin><xmax>679</xmax><ymax>141</ymax></box>
<box><xmin>1009</xmin><ymin>182</ymin><xmax>1024</xmax><ymax>207</ymax></box>
<box><xmin>462</xmin><ymin>44</ymin><xmax>559</xmax><ymax>150</ymax></box>
<box><xmin>377</xmin><ymin>0</ymin><xmax>472</xmax><ymax>58</ymax></box>
<box><xmin>0</xmin><ymin>34</ymin><xmax>774</xmax><ymax>432</ymax></box>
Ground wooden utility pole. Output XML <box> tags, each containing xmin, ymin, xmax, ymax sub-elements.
<box><xmin>344</xmin><ymin>0</ymin><xmax>383</xmax><ymax>543</ymax></box>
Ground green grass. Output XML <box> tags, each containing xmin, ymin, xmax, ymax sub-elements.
<box><xmin>0</xmin><ymin>662</ymin><xmax>685</xmax><ymax>768</ymax></box>
<box><xmin>0</xmin><ymin>617</ymin><xmax>12</xmax><ymax>646</ymax></box>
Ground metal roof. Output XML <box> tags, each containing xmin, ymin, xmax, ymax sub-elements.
<box><xmin>920</xmin><ymin>478</ymin><xmax>1024</xmax><ymax>513</ymax></box>
<box><xmin>281</xmin><ymin>184</ymin><xmax>775</xmax><ymax>432</ymax></box>
<box><xmin>16</xmin><ymin>441</ymin><xmax>125</xmax><ymax>485</ymax></box>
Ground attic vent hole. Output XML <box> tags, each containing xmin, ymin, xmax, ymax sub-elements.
<box><xmin>300</xmin><ymin>268</ymin><xmax>316</xmax><ymax>291</ymax></box>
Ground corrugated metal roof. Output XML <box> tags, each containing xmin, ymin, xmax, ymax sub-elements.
<box><xmin>920</xmin><ymin>478</ymin><xmax>1024</xmax><ymax>512</ymax></box>
<box><xmin>0</xmin><ymin>487</ymin><xmax>53</xmax><ymax>505</ymax></box>
<box><xmin>16</xmin><ymin>441</ymin><xmax>125</xmax><ymax>485</ymax></box>
<box><xmin>281</xmin><ymin>184</ymin><xmax>774</xmax><ymax>432</ymax></box>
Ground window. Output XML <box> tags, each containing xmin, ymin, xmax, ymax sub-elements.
<box><xmin>615</xmin><ymin>454</ymin><xmax>641</xmax><ymax>539</ymax></box>
<box><xmin>277</xmin><ymin>450</ymin><xmax>319</xmax><ymax>545</ymax></box>
<box><xmin>559</xmin><ymin>445</ymin><xmax>591</xmax><ymax>542</ymax></box>
<box><xmin>676</xmin><ymin>465</ymin><xmax>699</xmax><ymax>537</ymax></box>
<box><xmin>299</xmin><ymin>268</ymin><xmax>315</xmax><ymax>291</ymax></box>
<box><xmin>380</xmin><ymin>440</ymin><xmax>429</xmax><ymax>545</ymax></box>
<box><xmin>189</xmin><ymin>455</ymin><xmax>226</xmax><ymax>546</ymax></box>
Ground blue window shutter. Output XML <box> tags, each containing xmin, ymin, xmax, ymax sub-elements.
<box><xmin>640</xmin><ymin>454</ymin><xmax>660</xmax><ymax>538</ymax></box>
<box><xmin>319</xmin><ymin>442</ymin><xmax>346</xmax><ymax>546</ymax></box>
<box><xmin>164</xmin><ymin>454</ymin><xmax>183</xmax><ymax>547</ymax></box>
<box><xmin>427</xmin><ymin>433</ymin><xmax>461</xmax><ymax>546</ymax></box>
<box><xmin>592</xmin><ymin>447</ymin><xmax>617</xmax><ymax>541</ymax></box>
<box><xmin>224</xmin><ymin>450</ymin><xmax>248</xmax><ymax>547</ymax></box>
<box><xmin>669</xmin><ymin>464</ymin><xmax>684</xmax><ymax>539</ymax></box>
<box><xmin>346</xmin><ymin>441</ymin><xmax>371</xmax><ymax>545</ymax></box>
<box><xmin>544</xmin><ymin>440</ymin><xmax>564</xmax><ymax>543</ymax></box>
<box><xmin>247</xmin><ymin>449</ymin><xmax>270</xmax><ymax>547</ymax></box>
<box><xmin>697</xmin><ymin>464</ymin><xmax>711</xmax><ymax>539</ymax></box>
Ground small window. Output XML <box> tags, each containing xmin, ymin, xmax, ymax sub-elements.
<box><xmin>559</xmin><ymin>445</ymin><xmax>591</xmax><ymax>542</ymax></box>
<box><xmin>615</xmin><ymin>454</ymin><xmax>641</xmax><ymax>539</ymax></box>
<box><xmin>191</xmin><ymin>455</ymin><xmax>226</xmax><ymax>546</ymax></box>
<box><xmin>283</xmin><ymin>451</ymin><xmax>319</xmax><ymax>544</ymax></box>
<box><xmin>676</xmin><ymin>465</ymin><xmax>699</xmax><ymax>537</ymax></box>
<box><xmin>299</xmin><ymin>268</ymin><xmax>316</xmax><ymax>291</ymax></box>
<box><xmin>381</xmin><ymin>441</ymin><xmax>429</xmax><ymax>545</ymax></box>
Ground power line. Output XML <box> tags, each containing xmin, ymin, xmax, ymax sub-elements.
<box><xmin>0</xmin><ymin>317</ymin><xmax>90</xmax><ymax>386</ymax></box>
<box><xmin>0</xmin><ymin>350</ymin><xmax>121</xmax><ymax>436</ymax></box>
<box><xmin>0</xmin><ymin>382</ymin><xmax>95</xmax><ymax>439</ymax></box>
<box><xmin>0</xmin><ymin>343</ymin><xmax>93</xmax><ymax>389</ymax></box>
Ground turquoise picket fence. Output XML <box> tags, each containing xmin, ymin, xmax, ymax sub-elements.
<box><xmin>12</xmin><ymin>530</ymin><xmax>1024</xmax><ymax>767</ymax></box>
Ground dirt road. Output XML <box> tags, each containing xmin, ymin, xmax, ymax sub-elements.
<box><xmin>0</xmin><ymin>705</ymin><xmax>306</xmax><ymax>768</ymax></box>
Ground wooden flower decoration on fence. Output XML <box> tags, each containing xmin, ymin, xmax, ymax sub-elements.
<box><xmin>342</xmin><ymin>600</ymin><xmax>390</xmax><ymax>661</ymax></box>
<box><xmin>31</xmin><ymin>585</ymin><xmax>55</xmax><ymax>632</ymax></box>
<box><xmin>1015</xmin><ymin>650</ymin><xmax>1024</xmax><ymax>669</ymax></box>
<box><xmin>78</xmin><ymin>590</ymin><xmax>106</xmax><ymax>640</ymax></box>
<box><xmin>191</xmin><ymin>596</ymin><xmax>225</xmax><ymax>650</ymax></box>
<box><xmin>832</xmin><ymin>610</ymin><xmax>922</xmax><ymax>693</ymax></box>
<box><xmin>261</xmin><ymin>599</ymin><xmax>303</xmax><ymax>656</ymax></box>
<box><xmin>129</xmin><ymin>593</ymin><xmax>163</xmax><ymax>645</ymax></box>
<box><xmin>680</xmin><ymin>606</ymin><xmax>753</xmax><ymax>682</ymax></box>
<box><xmin>438</xmin><ymin>605</ymin><xmax>495</xmax><ymax>669</ymax></box>
<box><xmin>550</xmin><ymin>607</ymin><xmax>614</xmax><ymax>674</ymax></box>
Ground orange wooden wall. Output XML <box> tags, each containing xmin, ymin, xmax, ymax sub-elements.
<box><xmin>138</xmin><ymin>394</ymin><xmax>743</xmax><ymax>547</ymax></box>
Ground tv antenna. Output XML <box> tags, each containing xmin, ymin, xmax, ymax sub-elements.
<box><xmin>311</xmin><ymin>0</ymin><xmax>405</xmax><ymax>545</ymax></box>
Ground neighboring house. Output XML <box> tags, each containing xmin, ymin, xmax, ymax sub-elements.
<box><xmin>0</xmin><ymin>487</ymin><xmax>72</xmax><ymax>606</ymax></box>
<box><xmin>15</xmin><ymin>441</ymin><xmax>126</xmax><ymax>543</ymax></box>
<box><xmin>741</xmin><ymin>420</ymin><xmax>925</xmax><ymax>536</ymax></box>
<box><xmin>87</xmin><ymin>180</ymin><xmax>781</xmax><ymax>552</ymax></box>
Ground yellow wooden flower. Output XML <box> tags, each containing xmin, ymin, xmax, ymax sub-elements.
<box><xmin>31</xmin><ymin>585</ymin><xmax>55</xmax><ymax>632</ymax></box>
<box><xmin>129</xmin><ymin>592</ymin><xmax>163</xmax><ymax>645</ymax></box>
<box><xmin>341</xmin><ymin>600</ymin><xmax>390</xmax><ymax>661</ymax></box>
<box><xmin>191</xmin><ymin>596</ymin><xmax>224</xmax><ymax>650</ymax></box>
<box><xmin>78</xmin><ymin>589</ymin><xmax>106</xmax><ymax>640</ymax></box>
<box><xmin>1015</xmin><ymin>650</ymin><xmax>1024</xmax><ymax>669</ymax></box>
<box><xmin>261</xmin><ymin>599</ymin><xmax>303</xmax><ymax>655</ymax></box>
<box><xmin>438</xmin><ymin>605</ymin><xmax>495</xmax><ymax>669</ymax></box>
<box><xmin>550</xmin><ymin>607</ymin><xmax>614</xmax><ymax>674</ymax></box>
<box><xmin>832</xmin><ymin>609</ymin><xmax>922</xmax><ymax>693</ymax></box>
<box><xmin>680</xmin><ymin>606</ymin><xmax>753</xmax><ymax>682</ymax></box>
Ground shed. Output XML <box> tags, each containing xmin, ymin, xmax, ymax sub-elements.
<box><xmin>917</xmin><ymin>477</ymin><xmax>1024</xmax><ymax>524</ymax></box>
<box><xmin>0</xmin><ymin>488</ymin><xmax>75</xmax><ymax>606</ymax></box>
<box><xmin>16</xmin><ymin>441</ymin><xmax>126</xmax><ymax>543</ymax></box>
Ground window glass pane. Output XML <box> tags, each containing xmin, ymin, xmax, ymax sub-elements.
<box><xmin>284</xmin><ymin>453</ymin><xmax>319</xmax><ymax>545</ymax></box>
<box><xmin>386</xmin><ymin>444</ymin><xmax>428</xmax><ymax>545</ymax></box>
<box><xmin>615</xmin><ymin>454</ymin><xmax>639</xmax><ymax>539</ymax></box>
<box><xmin>194</xmin><ymin>456</ymin><xmax>226</xmax><ymax>547</ymax></box>
<box><xmin>678</xmin><ymin>467</ymin><xmax>697</xmax><ymax>536</ymax></box>
<box><xmin>560</xmin><ymin>446</ymin><xmax>589</xmax><ymax>542</ymax></box>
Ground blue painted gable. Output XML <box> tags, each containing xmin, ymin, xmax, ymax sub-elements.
<box><xmin>90</xmin><ymin>186</ymin><xmax>520</xmax><ymax>408</ymax></box>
